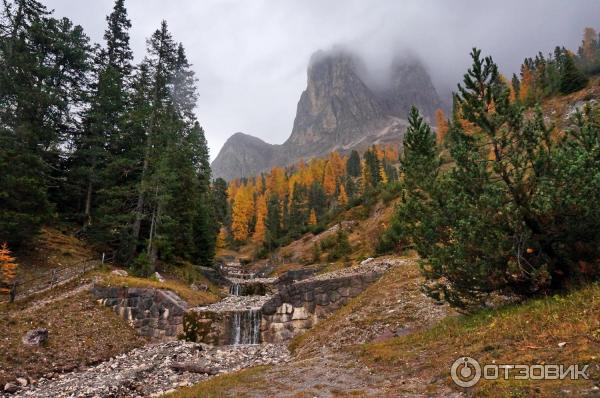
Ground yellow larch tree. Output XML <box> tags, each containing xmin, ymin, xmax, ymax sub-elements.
<box><xmin>308</xmin><ymin>209</ymin><xmax>317</xmax><ymax>226</ymax></box>
<box><xmin>378</xmin><ymin>162</ymin><xmax>388</xmax><ymax>185</ymax></box>
<box><xmin>384</xmin><ymin>145</ymin><xmax>398</xmax><ymax>162</ymax></box>
<box><xmin>323</xmin><ymin>161</ymin><xmax>337</xmax><ymax>196</ymax></box>
<box><xmin>435</xmin><ymin>108</ymin><xmax>449</xmax><ymax>144</ymax></box>
<box><xmin>520</xmin><ymin>65</ymin><xmax>534</xmax><ymax>103</ymax></box>
<box><xmin>337</xmin><ymin>184</ymin><xmax>348</xmax><ymax>206</ymax></box>
<box><xmin>231</xmin><ymin>185</ymin><xmax>253</xmax><ymax>241</ymax></box>
<box><xmin>328</xmin><ymin>151</ymin><xmax>346</xmax><ymax>178</ymax></box>
<box><xmin>216</xmin><ymin>227</ymin><xmax>227</xmax><ymax>249</ymax></box>
<box><xmin>374</xmin><ymin>145</ymin><xmax>385</xmax><ymax>161</ymax></box>
<box><xmin>266</xmin><ymin>167</ymin><xmax>287</xmax><ymax>197</ymax></box>
<box><xmin>0</xmin><ymin>243</ymin><xmax>18</xmax><ymax>293</ymax></box>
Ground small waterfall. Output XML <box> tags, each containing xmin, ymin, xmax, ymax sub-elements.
<box><xmin>230</xmin><ymin>309</ymin><xmax>261</xmax><ymax>345</ymax></box>
<box><xmin>229</xmin><ymin>283</ymin><xmax>241</xmax><ymax>296</ymax></box>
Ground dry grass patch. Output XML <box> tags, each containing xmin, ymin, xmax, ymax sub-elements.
<box><xmin>289</xmin><ymin>259</ymin><xmax>451</xmax><ymax>356</ymax></box>
<box><xmin>0</xmin><ymin>291</ymin><xmax>145</xmax><ymax>386</ymax></box>
<box><xmin>162</xmin><ymin>365</ymin><xmax>272</xmax><ymax>398</ymax></box>
<box><xmin>96</xmin><ymin>273</ymin><xmax>220</xmax><ymax>306</ymax></box>
<box><xmin>360</xmin><ymin>283</ymin><xmax>600</xmax><ymax>397</ymax></box>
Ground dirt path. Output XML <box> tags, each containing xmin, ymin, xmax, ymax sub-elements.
<box><xmin>20</xmin><ymin>282</ymin><xmax>94</xmax><ymax>315</ymax></box>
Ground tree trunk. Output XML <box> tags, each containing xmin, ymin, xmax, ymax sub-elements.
<box><xmin>83</xmin><ymin>179</ymin><xmax>93</xmax><ymax>227</ymax></box>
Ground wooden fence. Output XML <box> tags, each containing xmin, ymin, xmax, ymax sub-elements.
<box><xmin>1</xmin><ymin>254</ymin><xmax>112</xmax><ymax>303</ymax></box>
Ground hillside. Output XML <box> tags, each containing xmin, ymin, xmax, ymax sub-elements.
<box><xmin>166</xmin><ymin>260</ymin><xmax>599</xmax><ymax>398</ymax></box>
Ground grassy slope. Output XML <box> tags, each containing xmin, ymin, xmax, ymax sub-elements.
<box><xmin>0</xmin><ymin>287</ymin><xmax>146</xmax><ymax>386</ymax></box>
<box><xmin>13</xmin><ymin>227</ymin><xmax>96</xmax><ymax>281</ymax></box>
<box><xmin>362</xmin><ymin>283</ymin><xmax>600</xmax><ymax>397</ymax></box>
<box><xmin>1</xmin><ymin>228</ymin><xmax>223</xmax><ymax>387</ymax></box>
<box><xmin>164</xmin><ymin>268</ymin><xmax>600</xmax><ymax>398</ymax></box>
<box><xmin>95</xmin><ymin>272</ymin><xmax>221</xmax><ymax>306</ymax></box>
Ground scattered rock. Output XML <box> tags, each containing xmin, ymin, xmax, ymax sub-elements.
<box><xmin>16</xmin><ymin>378</ymin><xmax>28</xmax><ymax>387</ymax></box>
<box><xmin>194</xmin><ymin>295</ymin><xmax>271</xmax><ymax>313</ymax></box>
<box><xmin>394</xmin><ymin>327</ymin><xmax>415</xmax><ymax>337</ymax></box>
<box><xmin>154</xmin><ymin>272</ymin><xmax>165</xmax><ymax>282</ymax></box>
<box><xmin>110</xmin><ymin>269</ymin><xmax>128</xmax><ymax>277</ymax></box>
<box><xmin>190</xmin><ymin>282</ymin><xmax>209</xmax><ymax>292</ymax></box>
<box><xmin>170</xmin><ymin>362</ymin><xmax>219</xmax><ymax>375</ymax></box>
<box><xmin>558</xmin><ymin>341</ymin><xmax>567</xmax><ymax>348</ymax></box>
<box><xmin>14</xmin><ymin>341</ymin><xmax>290</xmax><ymax>398</ymax></box>
<box><xmin>4</xmin><ymin>382</ymin><xmax>19</xmax><ymax>393</ymax></box>
<box><xmin>22</xmin><ymin>328</ymin><xmax>48</xmax><ymax>346</ymax></box>
<box><xmin>360</xmin><ymin>257</ymin><xmax>374</xmax><ymax>266</ymax></box>
<box><xmin>371</xmin><ymin>329</ymin><xmax>395</xmax><ymax>343</ymax></box>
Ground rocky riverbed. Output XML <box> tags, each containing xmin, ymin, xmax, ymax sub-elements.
<box><xmin>10</xmin><ymin>342</ymin><xmax>290</xmax><ymax>398</ymax></box>
<box><xmin>193</xmin><ymin>294</ymin><xmax>272</xmax><ymax>313</ymax></box>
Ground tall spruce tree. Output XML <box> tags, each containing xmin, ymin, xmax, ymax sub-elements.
<box><xmin>346</xmin><ymin>150</ymin><xmax>361</xmax><ymax>177</ymax></box>
<box><xmin>0</xmin><ymin>0</ymin><xmax>91</xmax><ymax>245</ymax></box>
<box><xmin>70</xmin><ymin>0</ymin><xmax>133</xmax><ymax>228</ymax></box>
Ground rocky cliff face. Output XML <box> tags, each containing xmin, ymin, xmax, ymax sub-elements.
<box><xmin>375</xmin><ymin>56</ymin><xmax>443</xmax><ymax>120</ymax></box>
<box><xmin>211</xmin><ymin>49</ymin><xmax>442</xmax><ymax>180</ymax></box>
<box><xmin>283</xmin><ymin>50</ymin><xmax>385</xmax><ymax>153</ymax></box>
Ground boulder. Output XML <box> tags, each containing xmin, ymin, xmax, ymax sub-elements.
<box><xmin>111</xmin><ymin>269</ymin><xmax>128</xmax><ymax>277</ymax></box>
<box><xmin>360</xmin><ymin>257</ymin><xmax>374</xmax><ymax>265</ymax></box>
<box><xmin>191</xmin><ymin>282</ymin><xmax>209</xmax><ymax>292</ymax></box>
<box><xmin>3</xmin><ymin>382</ymin><xmax>19</xmax><ymax>393</ymax></box>
<box><xmin>16</xmin><ymin>378</ymin><xmax>28</xmax><ymax>387</ymax></box>
<box><xmin>154</xmin><ymin>272</ymin><xmax>165</xmax><ymax>282</ymax></box>
<box><xmin>22</xmin><ymin>328</ymin><xmax>48</xmax><ymax>346</ymax></box>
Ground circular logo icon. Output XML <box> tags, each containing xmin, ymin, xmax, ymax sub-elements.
<box><xmin>451</xmin><ymin>357</ymin><xmax>481</xmax><ymax>387</ymax></box>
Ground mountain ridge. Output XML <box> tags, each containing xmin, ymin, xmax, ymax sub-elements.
<box><xmin>211</xmin><ymin>48</ymin><xmax>442</xmax><ymax>180</ymax></box>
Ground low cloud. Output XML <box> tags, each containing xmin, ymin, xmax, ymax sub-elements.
<box><xmin>45</xmin><ymin>0</ymin><xmax>600</xmax><ymax>159</ymax></box>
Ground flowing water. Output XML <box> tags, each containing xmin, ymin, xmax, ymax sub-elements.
<box><xmin>229</xmin><ymin>283</ymin><xmax>242</xmax><ymax>296</ymax></box>
<box><xmin>223</xmin><ymin>260</ymin><xmax>265</xmax><ymax>345</ymax></box>
<box><xmin>231</xmin><ymin>309</ymin><xmax>261</xmax><ymax>345</ymax></box>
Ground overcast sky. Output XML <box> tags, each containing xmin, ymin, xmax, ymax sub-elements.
<box><xmin>44</xmin><ymin>0</ymin><xmax>600</xmax><ymax>160</ymax></box>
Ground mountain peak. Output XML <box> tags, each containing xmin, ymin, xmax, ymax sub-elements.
<box><xmin>211</xmin><ymin>48</ymin><xmax>443</xmax><ymax>180</ymax></box>
<box><xmin>211</xmin><ymin>132</ymin><xmax>277</xmax><ymax>181</ymax></box>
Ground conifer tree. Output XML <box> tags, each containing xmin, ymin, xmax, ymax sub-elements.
<box><xmin>559</xmin><ymin>52</ymin><xmax>588</xmax><ymax>94</ymax></box>
<box><xmin>71</xmin><ymin>0</ymin><xmax>133</xmax><ymax>228</ymax></box>
<box><xmin>0</xmin><ymin>0</ymin><xmax>92</xmax><ymax>245</ymax></box>
<box><xmin>265</xmin><ymin>194</ymin><xmax>281</xmax><ymax>249</ymax></box>
<box><xmin>346</xmin><ymin>150</ymin><xmax>361</xmax><ymax>177</ymax></box>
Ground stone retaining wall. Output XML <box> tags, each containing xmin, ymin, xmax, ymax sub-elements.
<box><xmin>185</xmin><ymin>310</ymin><xmax>233</xmax><ymax>345</ymax></box>
<box><xmin>92</xmin><ymin>285</ymin><xmax>188</xmax><ymax>339</ymax></box>
<box><xmin>260</xmin><ymin>270</ymin><xmax>384</xmax><ymax>342</ymax></box>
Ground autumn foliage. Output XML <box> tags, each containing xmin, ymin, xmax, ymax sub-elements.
<box><xmin>226</xmin><ymin>146</ymin><xmax>400</xmax><ymax>247</ymax></box>
<box><xmin>0</xmin><ymin>243</ymin><xmax>17</xmax><ymax>293</ymax></box>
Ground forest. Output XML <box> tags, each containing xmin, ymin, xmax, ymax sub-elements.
<box><xmin>1</xmin><ymin>0</ymin><xmax>214</xmax><ymax>277</ymax></box>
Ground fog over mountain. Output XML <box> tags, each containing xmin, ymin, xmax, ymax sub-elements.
<box><xmin>44</xmin><ymin>0</ymin><xmax>600</xmax><ymax>159</ymax></box>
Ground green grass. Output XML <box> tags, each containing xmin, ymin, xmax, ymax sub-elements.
<box><xmin>360</xmin><ymin>283</ymin><xmax>600</xmax><ymax>397</ymax></box>
<box><xmin>162</xmin><ymin>366</ymin><xmax>272</xmax><ymax>398</ymax></box>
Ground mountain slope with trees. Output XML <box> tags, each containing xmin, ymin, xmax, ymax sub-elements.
<box><xmin>0</xmin><ymin>0</ymin><xmax>217</xmax><ymax>278</ymax></box>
